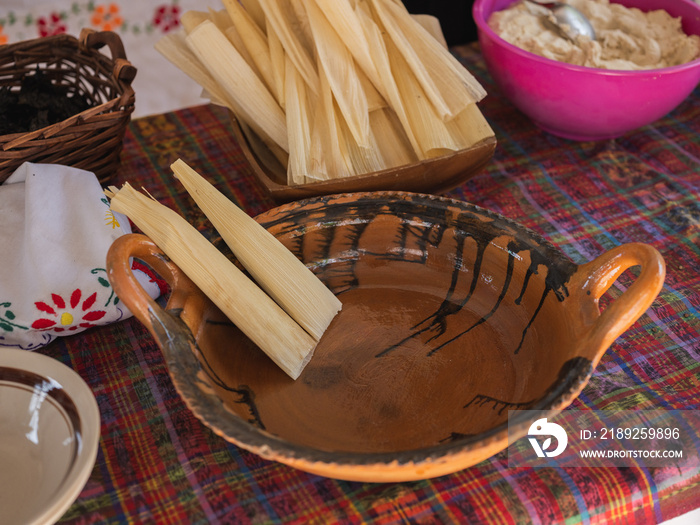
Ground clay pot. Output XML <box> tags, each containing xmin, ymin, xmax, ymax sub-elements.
<box><xmin>106</xmin><ymin>192</ymin><xmax>665</xmax><ymax>482</ymax></box>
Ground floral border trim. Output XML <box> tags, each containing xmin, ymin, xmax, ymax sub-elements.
<box><xmin>0</xmin><ymin>1</ymin><xmax>182</xmax><ymax>45</ymax></box>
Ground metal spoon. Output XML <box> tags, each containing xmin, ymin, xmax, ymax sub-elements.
<box><xmin>527</xmin><ymin>1</ymin><xmax>596</xmax><ymax>42</ymax></box>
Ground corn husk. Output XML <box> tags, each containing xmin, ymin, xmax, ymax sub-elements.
<box><xmin>171</xmin><ymin>159</ymin><xmax>342</xmax><ymax>340</ymax></box>
<box><xmin>267</xmin><ymin>19</ymin><xmax>287</xmax><ymax>110</ymax></box>
<box><xmin>180</xmin><ymin>10</ymin><xmax>210</xmax><ymax>32</ymax></box>
<box><xmin>447</xmin><ymin>103</ymin><xmax>496</xmax><ymax>149</ymax></box>
<box><xmin>359</xmin><ymin>70</ymin><xmax>386</xmax><ymax>113</ymax></box>
<box><xmin>305</xmin><ymin>0</ymin><xmax>369</xmax><ymax>148</ymax></box>
<box><xmin>155</xmin><ymin>30</ymin><xmax>227</xmax><ymax>105</ymax></box>
<box><xmin>223</xmin><ymin>26</ymin><xmax>259</xmax><ymax>78</ymax></box>
<box><xmin>306</xmin><ymin>114</ymin><xmax>330</xmax><ymax>181</ymax></box>
<box><xmin>207</xmin><ymin>7</ymin><xmax>234</xmax><ymax>33</ymax></box>
<box><xmin>240</xmin><ymin>0</ymin><xmax>266</xmax><ymax>31</ymax></box>
<box><xmin>201</xmin><ymin>8</ymin><xmax>260</xmax><ymax>77</ymax></box>
<box><xmin>185</xmin><ymin>19</ymin><xmax>288</xmax><ymax>152</ymax></box>
<box><xmin>257</xmin><ymin>0</ymin><xmax>319</xmax><ymax>93</ymax></box>
<box><xmin>309</xmin><ymin>0</ymin><xmax>383</xmax><ymax>98</ymax></box>
<box><xmin>106</xmin><ymin>183</ymin><xmax>317</xmax><ymax>380</ymax></box>
<box><xmin>305</xmin><ymin>73</ymin><xmax>331</xmax><ymax>182</ymax></box>
<box><xmin>370</xmin><ymin>107</ymin><xmax>418</xmax><ymax>167</ymax></box>
<box><xmin>339</xmin><ymin>107</ymin><xmax>386</xmax><ymax>175</ymax></box>
<box><xmin>385</xmin><ymin>34</ymin><xmax>462</xmax><ymax>158</ymax></box>
<box><xmin>155</xmin><ymin>27</ymin><xmax>287</xmax><ymax>163</ymax></box>
<box><xmin>310</xmin><ymin>65</ymin><xmax>354</xmax><ymax>181</ymax></box>
<box><xmin>356</xmin><ymin>6</ymin><xmax>424</xmax><ymax>159</ymax></box>
<box><xmin>284</xmin><ymin>55</ymin><xmax>315</xmax><ymax>184</ymax></box>
<box><xmin>369</xmin><ymin>0</ymin><xmax>486</xmax><ymax>120</ymax></box>
<box><xmin>222</xmin><ymin>0</ymin><xmax>279</xmax><ymax>103</ymax></box>
<box><xmin>289</xmin><ymin>0</ymin><xmax>314</xmax><ymax>46</ymax></box>
<box><xmin>412</xmin><ymin>14</ymin><xmax>448</xmax><ymax>49</ymax></box>
<box><xmin>209</xmin><ymin>11</ymin><xmax>260</xmax><ymax>77</ymax></box>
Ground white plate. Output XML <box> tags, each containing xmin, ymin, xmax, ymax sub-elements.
<box><xmin>0</xmin><ymin>349</ymin><xmax>100</xmax><ymax>525</ymax></box>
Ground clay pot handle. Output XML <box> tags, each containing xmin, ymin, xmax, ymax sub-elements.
<box><xmin>106</xmin><ymin>234</ymin><xmax>196</xmax><ymax>333</ymax></box>
<box><xmin>576</xmin><ymin>242</ymin><xmax>665</xmax><ymax>365</ymax></box>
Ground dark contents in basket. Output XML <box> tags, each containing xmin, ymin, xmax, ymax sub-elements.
<box><xmin>0</xmin><ymin>68</ymin><xmax>92</xmax><ymax>135</ymax></box>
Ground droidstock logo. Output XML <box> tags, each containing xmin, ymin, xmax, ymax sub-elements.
<box><xmin>527</xmin><ymin>418</ymin><xmax>568</xmax><ymax>458</ymax></box>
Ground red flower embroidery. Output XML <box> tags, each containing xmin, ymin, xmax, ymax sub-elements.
<box><xmin>153</xmin><ymin>4</ymin><xmax>181</xmax><ymax>33</ymax></box>
<box><xmin>31</xmin><ymin>289</ymin><xmax>106</xmax><ymax>332</ymax></box>
<box><xmin>132</xmin><ymin>259</ymin><xmax>169</xmax><ymax>296</ymax></box>
<box><xmin>37</xmin><ymin>13</ymin><xmax>68</xmax><ymax>38</ymax></box>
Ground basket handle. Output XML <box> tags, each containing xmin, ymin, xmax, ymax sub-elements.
<box><xmin>79</xmin><ymin>28</ymin><xmax>137</xmax><ymax>86</ymax></box>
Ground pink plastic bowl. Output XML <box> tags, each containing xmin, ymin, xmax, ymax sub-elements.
<box><xmin>473</xmin><ymin>0</ymin><xmax>700</xmax><ymax>140</ymax></box>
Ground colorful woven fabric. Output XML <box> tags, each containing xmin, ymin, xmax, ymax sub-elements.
<box><xmin>48</xmin><ymin>43</ymin><xmax>700</xmax><ymax>524</ymax></box>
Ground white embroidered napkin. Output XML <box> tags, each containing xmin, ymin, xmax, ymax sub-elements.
<box><xmin>0</xmin><ymin>162</ymin><xmax>161</xmax><ymax>350</ymax></box>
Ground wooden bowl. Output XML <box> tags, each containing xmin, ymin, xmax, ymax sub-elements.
<box><xmin>228</xmin><ymin>113</ymin><xmax>497</xmax><ymax>203</ymax></box>
<box><xmin>106</xmin><ymin>192</ymin><xmax>665</xmax><ymax>482</ymax></box>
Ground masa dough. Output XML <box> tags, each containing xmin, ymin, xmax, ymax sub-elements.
<box><xmin>488</xmin><ymin>0</ymin><xmax>700</xmax><ymax>70</ymax></box>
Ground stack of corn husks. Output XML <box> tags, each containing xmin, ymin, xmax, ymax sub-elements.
<box><xmin>107</xmin><ymin>159</ymin><xmax>343</xmax><ymax>379</ymax></box>
<box><xmin>156</xmin><ymin>0</ymin><xmax>493</xmax><ymax>185</ymax></box>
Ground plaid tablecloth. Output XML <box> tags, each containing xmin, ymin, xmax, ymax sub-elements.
<box><xmin>45</xmin><ymin>43</ymin><xmax>700</xmax><ymax>524</ymax></box>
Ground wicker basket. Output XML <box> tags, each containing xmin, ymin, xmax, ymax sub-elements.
<box><xmin>0</xmin><ymin>29</ymin><xmax>136</xmax><ymax>185</ymax></box>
